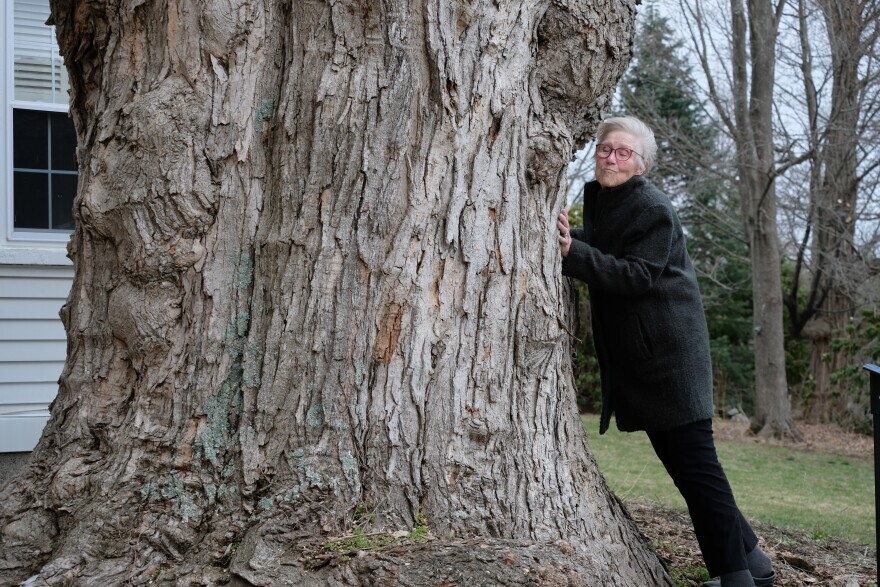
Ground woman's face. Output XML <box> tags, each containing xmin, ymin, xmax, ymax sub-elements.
<box><xmin>594</xmin><ymin>130</ymin><xmax>645</xmax><ymax>189</ymax></box>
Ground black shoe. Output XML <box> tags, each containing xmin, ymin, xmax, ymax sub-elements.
<box><xmin>701</xmin><ymin>570</ymin><xmax>776</xmax><ymax>587</ymax></box>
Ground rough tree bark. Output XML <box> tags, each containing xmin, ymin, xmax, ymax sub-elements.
<box><xmin>0</xmin><ymin>1</ymin><xmax>673</xmax><ymax>585</ymax></box>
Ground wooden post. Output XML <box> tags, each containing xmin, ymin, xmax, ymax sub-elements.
<box><xmin>862</xmin><ymin>363</ymin><xmax>880</xmax><ymax>587</ymax></box>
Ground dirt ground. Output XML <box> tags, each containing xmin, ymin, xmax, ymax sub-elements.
<box><xmin>630</xmin><ymin>419</ymin><xmax>877</xmax><ymax>586</ymax></box>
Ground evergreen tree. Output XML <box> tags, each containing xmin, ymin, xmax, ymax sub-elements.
<box><xmin>620</xmin><ymin>4</ymin><xmax>713</xmax><ymax>196</ymax></box>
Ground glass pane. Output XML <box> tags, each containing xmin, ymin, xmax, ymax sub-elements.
<box><xmin>14</xmin><ymin>43</ymin><xmax>54</xmax><ymax>102</ymax></box>
<box><xmin>14</xmin><ymin>0</ymin><xmax>69</xmax><ymax>104</ymax></box>
<box><xmin>13</xmin><ymin>109</ymin><xmax>48</xmax><ymax>169</ymax></box>
<box><xmin>50</xmin><ymin>112</ymin><xmax>77</xmax><ymax>170</ymax></box>
<box><xmin>14</xmin><ymin>171</ymin><xmax>49</xmax><ymax>230</ymax></box>
<box><xmin>14</xmin><ymin>0</ymin><xmax>53</xmax><ymax>46</ymax></box>
<box><xmin>51</xmin><ymin>174</ymin><xmax>77</xmax><ymax>230</ymax></box>
<box><xmin>53</xmin><ymin>58</ymin><xmax>70</xmax><ymax>104</ymax></box>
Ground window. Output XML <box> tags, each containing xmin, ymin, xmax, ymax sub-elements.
<box><xmin>10</xmin><ymin>0</ymin><xmax>77</xmax><ymax>234</ymax></box>
<box><xmin>13</xmin><ymin>110</ymin><xmax>76</xmax><ymax>230</ymax></box>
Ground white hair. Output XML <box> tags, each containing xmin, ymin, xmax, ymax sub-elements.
<box><xmin>596</xmin><ymin>116</ymin><xmax>657</xmax><ymax>172</ymax></box>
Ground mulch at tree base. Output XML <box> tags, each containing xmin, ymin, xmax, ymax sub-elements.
<box><xmin>629</xmin><ymin>501</ymin><xmax>877</xmax><ymax>586</ymax></box>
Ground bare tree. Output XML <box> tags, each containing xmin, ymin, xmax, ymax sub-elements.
<box><xmin>0</xmin><ymin>1</ymin><xmax>677</xmax><ymax>585</ymax></box>
<box><xmin>566</xmin><ymin>144</ymin><xmax>596</xmax><ymax>204</ymax></box>
<box><xmin>782</xmin><ymin>0</ymin><xmax>880</xmax><ymax>424</ymax></box>
<box><xmin>681</xmin><ymin>0</ymin><xmax>801</xmax><ymax>439</ymax></box>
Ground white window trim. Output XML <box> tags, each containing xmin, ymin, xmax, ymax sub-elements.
<box><xmin>3</xmin><ymin>1</ymin><xmax>73</xmax><ymax>254</ymax></box>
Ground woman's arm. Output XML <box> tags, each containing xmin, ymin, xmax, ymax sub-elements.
<box><xmin>562</xmin><ymin>204</ymin><xmax>674</xmax><ymax>297</ymax></box>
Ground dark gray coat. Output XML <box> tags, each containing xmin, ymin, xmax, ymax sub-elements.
<box><xmin>562</xmin><ymin>176</ymin><xmax>714</xmax><ymax>434</ymax></box>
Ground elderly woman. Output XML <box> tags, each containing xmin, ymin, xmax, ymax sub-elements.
<box><xmin>557</xmin><ymin>116</ymin><xmax>775</xmax><ymax>587</ymax></box>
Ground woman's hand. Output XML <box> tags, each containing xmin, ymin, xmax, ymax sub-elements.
<box><xmin>557</xmin><ymin>208</ymin><xmax>572</xmax><ymax>257</ymax></box>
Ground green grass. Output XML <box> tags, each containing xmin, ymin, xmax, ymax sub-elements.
<box><xmin>583</xmin><ymin>415</ymin><xmax>876</xmax><ymax>547</ymax></box>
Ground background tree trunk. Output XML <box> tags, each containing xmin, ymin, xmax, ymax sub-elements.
<box><xmin>0</xmin><ymin>1</ymin><xmax>673</xmax><ymax>585</ymax></box>
<box><xmin>680</xmin><ymin>0</ymin><xmax>799</xmax><ymax>439</ymax></box>
<box><xmin>729</xmin><ymin>0</ymin><xmax>800</xmax><ymax>439</ymax></box>
<box><xmin>802</xmin><ymin>0</ymin><xmax>864</xmax><ymax>422</ymax></box>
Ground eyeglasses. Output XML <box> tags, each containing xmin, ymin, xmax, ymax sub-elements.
<box><xmin>596</xmin><ymin>144</ymin><xmax>641</xmax><ymax>161</ymax></box>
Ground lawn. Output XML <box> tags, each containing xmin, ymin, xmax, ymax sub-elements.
<box><xmin>583</xmin><ymin>414</ymin><xmax>876</xmax><ymax>548</ymax></box>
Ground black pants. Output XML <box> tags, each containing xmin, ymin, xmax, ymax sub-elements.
<box><xmin>647</xmin><ymin>419</ymin><xmax>758</xmax><ymax>577</ymax></box>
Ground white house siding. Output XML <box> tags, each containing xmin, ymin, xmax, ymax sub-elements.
<box><xmin>0</xmin><ymin>2</ymin><xmax>76</xmax><ymax>456</ymax></box>
<box><xmin>0</xmin><ymin>264</ymin><xmax>72</xmax><ymax>452</ymax></box>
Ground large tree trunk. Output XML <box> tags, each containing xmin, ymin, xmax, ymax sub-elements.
<box><xmin>802</xmin><ymin>0</ymin><xmax>863</xmax><ymax>423</ymax></box>
<box><xmin>0</xmin><ymin>1</ymin><xmax>672</xmax><ymax>585</ymax></box>
<box><xmin>729</xmin><ymin>0</ymin><xmax>800</xmax><ymax>440</ymax></box>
